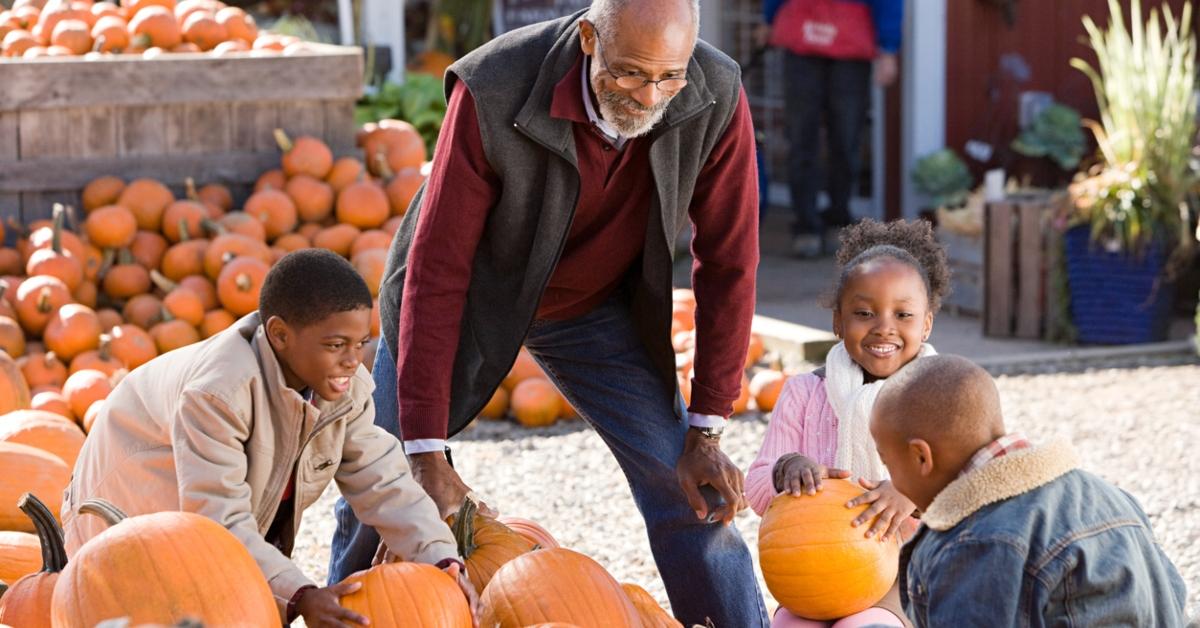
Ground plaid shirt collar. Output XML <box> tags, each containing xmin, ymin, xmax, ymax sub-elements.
<box><xmin>960</xmin><ymin>432</ymin><xmax>1032</xmax><ymax>478</ymax></box>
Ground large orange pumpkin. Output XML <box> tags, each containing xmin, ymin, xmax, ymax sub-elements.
<box><xmin>479</xmin><ymin>547</ymin><xmax>641</xmax><ymax>628</ymax></box>
<box><xmin>336</xmin><ymin>180</ymin><xmax>390</xmax><ymax>229</ymax></box>
<box><xmin>84</xmin><ymin>205</ymin><xmax>138</xmax><ymax>250</ymax></box>
<box><xmin>0</xmin><ymin>531</ymin><xmax>39</xmax><ymax>591</ymax></box>
<box><xmin>275</xmin><ymin>128</ymin><xmax>333</xmax><ymax>179</ymax></box>
<box><xmin>43</xmin><ymin>304</ymin><xmax>102</xmax><ymax>362</ymax></box>
<box><xmin>116</xmin><ymin>178</ymin><xmax>174</xmax><ymax>232</ymax></box>
<box><xmin>50</xmin><ymin>17</ymin><xmax>90</xmax><ymax>53</ymax></box>
<box><xmin>108</xmin><ymin>323</ymin><xmax>158</xmax><ymax>369</ymax></box>
<box><xmin>161</xmin><ymin>200</ymin><xmax>208</xmax><ymax>244</ymax></box>
<box><xmin>445</xmin><ymin>497</ymin><xmax>536</xmax><ymax>593</ymax></box>
<box><xmin>14</xmin><ymin>275</ymin><xmax>71</xmax><ymax>337</ymax></box>
<box><xmin>0</xmin><ymin>410</ymin><xmax>83</xmax><ymax>470</ymax></box>
<box><xmin>18</xmin><ymin>352</ymin><xmax>67</xmax><ymax>390</ymax></box>
<box><xmin>621</xmin><ymin>582</ymin><xmax>683</xmax><ymax>628</ymax></box>
<box><xmin>497</xmin><ymin>516</ymin><xmax>560</xmax><ymax>550</ymax></box>
<box><xmin>0</xmin><ymin>441</ymin><xmax>69</xmax><ymax>531</ymax></box>
<box><xmin>202</xmin><ymin>233</ymin><xmax>271</xmax><ymax>281</ymax></box>
<box><xmin>285</xmin><ymin>174</ymin><xmax>335</xmax><ymax>223</ymax></box>
<box><xmin>758</xmin><ymin>480</ymin><xmax>902</xmax><ymax>620</ymax></box>
<box><xmin>510</xmin><ymin>378</ymin><xmax>561</xmax><ymax>428</ymax></box>
<box><xmin>160</xmin><ymin>238</ymin><xmax>208</xmax><ymax>282</ymax></box>
<box><xmin>127</xmin><ymin>5</ymin><xmax>180</xmax><ymax>49</ymax></box>
<box><xmin>62</xmin><ymin>369</ymin><xmax>112</xmax><ymax>420</ymax></box>
<box><xmin>51</xmin><ymin>500</ymin><xmax>278</xmax><ymax>626</ymax></box>
<box><xmin>243</xmin><ymin>188</ymin><xmax>297</xmax><ymax>241</ymax></box>
<box><xmin>0</xmin><ymin>494</ymin><xmax>64</xmax><ymax>628</ymax></box>
<box><xmin>0</xmin><ymin>350</ymin><xmax>31</xmax><ymax>415</ymax></box>
<box><xmin>216</xmin><ymin>257</ymin><xmax>268</xmax><ymax>316</ymax></box>
<box><xmin>337</xmin><ymin>562</ymin><xmax>472</xmax><ymax>627</ymax></box>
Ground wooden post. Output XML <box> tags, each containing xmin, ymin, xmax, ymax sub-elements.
<box><xmin>1015</xmin><ymin>201</ymin><xmax>1045</xmax><ymax>339</ymax></box>
<box><xmin>985</xmin><ymin>201</ymin><xmax>1015</xmax><ymax>336</ymax></box>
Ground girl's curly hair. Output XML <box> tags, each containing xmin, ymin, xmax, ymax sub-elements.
<box><xmin>829</xmin><ymin>219</ymin><xmax>950</xmax><ymax>313</ymax></box>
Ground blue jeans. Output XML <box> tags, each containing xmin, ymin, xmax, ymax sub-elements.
<box><xmin>329</xmin><ymin>296</ymin><xmax>769</xmax><ymax>627</ymax></box>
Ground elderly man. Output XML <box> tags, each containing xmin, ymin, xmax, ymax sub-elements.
<box><xmin>329</xmin><ymin>0</ymin><xmax>767</xmax><ymax>624</ymax></box>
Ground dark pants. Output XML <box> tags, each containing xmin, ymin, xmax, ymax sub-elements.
<box><xmin>784</xmin><ymin>52</ymin><xmax>872</xmax><ymax>236</ymax></box>
<box><xmin>329</xmin><ymin>295</ymin><xmax>770</xmax><ymax>627</ymax></box>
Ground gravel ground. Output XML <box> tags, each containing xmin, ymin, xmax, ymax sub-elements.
<box><xmin>292</xmin><ymin>356</ymin><xmax>1200</xmax><ymax>622</ymax></box>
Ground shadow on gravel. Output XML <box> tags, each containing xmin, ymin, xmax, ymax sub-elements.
<box><xmin>452</xmin><ymin>411</ymin><xmax>772</xmax><ymax>443</ymax></box>
<box><xmin>984</xmin><ymin>354</ymin><xmax>1199</xmax><ymax>378</ymax></box>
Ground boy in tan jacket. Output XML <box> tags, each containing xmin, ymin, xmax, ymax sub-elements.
<box><xmin>62</xmin><ymin>249</ymin><xmax>473</xmax><ymax>626</ymax></box>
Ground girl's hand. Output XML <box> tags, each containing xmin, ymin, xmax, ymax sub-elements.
<box><xmin>847</xmin><ymin>478</ymin><xmax>917</xmax><ymax>541</ymax></box>
<box><xmin>772</xmin><ymin>453</ymin><xmax>851</xmax><ymax>496</ymax></box>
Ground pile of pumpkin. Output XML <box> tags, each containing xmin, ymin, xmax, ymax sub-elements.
<box><xmin>482</xmin><ymin>289</ymin><xmax>792</xmax><ymax>428</ymax></box>
<box><xmin>0</xmin><ymin>0</ymin><xmax>316</xmax><ymax>59</ymax></box>
<box><xmin>0</xmin><ymin>491</ymin><xmax>681</xmax><ymax>626</ymax></box>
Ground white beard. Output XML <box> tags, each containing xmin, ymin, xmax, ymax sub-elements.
<box><xmin>596</xmin><ymin>89</ymin><xmax>672</xmax><ymax>137</ymax></box>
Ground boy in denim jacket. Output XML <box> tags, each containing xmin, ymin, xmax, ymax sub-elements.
<box><xmin>869</xmin><ymin>355</ymin><xmax>1187</xmax><ymax>627</ymax></box>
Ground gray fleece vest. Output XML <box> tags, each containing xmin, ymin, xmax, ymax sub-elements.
<box><xmin>379</xmin><ymin>10</ymin><xmax>744</xmax><ymax>438</ymax></box>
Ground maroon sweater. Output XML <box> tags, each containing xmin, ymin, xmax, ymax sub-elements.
<box><xmin>397</xmin><ymin>54</ymin><xmax>759</xmax><ymax>440</ymax></box>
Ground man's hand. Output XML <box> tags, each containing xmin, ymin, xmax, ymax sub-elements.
<box><xmin>846</xmin><ymin>478</ymin><xmax>917</xmax><ymax>541</ymax></box>
<box><xmin>675</xmin><ymin>428</ymin><xmax>746</xmax><ymax>525</ymax></box>
<box><xmin>772</xmin><ymin>453</ymin><xmax>851</xmax><ymax>496</ymax></box>
<box><xmin>443</xmin><ymin>562</ymin><xmax>479</xmax><ymax>627</ymax></box>
<box><xmin>298</xmin><ymin>582</ymin><xmax>369</xmax><ymax>627</ymax></box>
<box><xmin>874</xmin><ymin>53</ymin><xmax>899</xmax><ymax>87</ymax></box>
<box><xmin>410</xmin><ymin>452</ymin><xmax>495</xmax><ymax>520</ymax></box>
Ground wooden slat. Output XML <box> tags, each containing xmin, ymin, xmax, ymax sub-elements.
<box><xmin>118</xmin><ymin>105</ymin><xmax>166</xmax><ymax>156</ymax></box>
<box><xmin>232</xmin><ymin>102</ymin><xmax>279</xmax><ymax>152</ymax></box>
<box><xmin>21</xmin><ymin>190</ymin><xmax>78</xmax><ymax>224</ymax></box>
<box><xmin>18</xmin><ymin>109</ymin><xmax>80</xmax><ymax>158</ymax></box>
<box><xmin>80</xmin><ymin>106</ymin><xmax>118</xmax><ymax>158</ymax></box>
<box><xmin>184</xmin><ymin>103</ymin><xmax>232</xmax><ymax>155</ymax></box>
<box><xmin>0</xmin><ymin>194</ymin><xmax>20</xmax><ymax>243</ymax></box>
<box><xmin>276</xmin><ymin>102</ymin><xmax>325</xmax><ymax>140</ymax></box>
<box><xmin>0</xmin><ymin>48</ymin><xmax>364</xmax><ymax>112</ymax></box>
<box><xmin>0</xmin><ymin>152</ymin><xmax>281</xmax><ymax>192</ymax></box>
<box><xmin>0</xmin><ymin>112</ymin><xmax>17</xmax><ymax>161</ymax></box>
<box><xmin>323</xmin><ymin>99</ymin><xmax>358</xmax><ymax>155</ymax></box>
<box><xmin>1015</xmin><ymin>201</ymin><xmax>1045</xmax><ymax>339</ymax></box>
<box><xmin>164</xmin><ymin>106</ymin><xmax>189</xmax><ymax>156</ymax></box>
<box><xmin>984</xmin><ymin>201</ymin><xmax>1015</xmax><ymax>337</ymax></box>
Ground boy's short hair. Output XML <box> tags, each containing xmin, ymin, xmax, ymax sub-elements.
<box><xmin>259</xmin><ymin>249</ymin><xmax>373</xmax><ymax>329</ymax></box>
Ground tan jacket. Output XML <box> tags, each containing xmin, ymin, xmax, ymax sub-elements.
<box><xmin>62</xmin><ymin>313</ymin><xmax>457</xmax><ymax>618</ymax></box>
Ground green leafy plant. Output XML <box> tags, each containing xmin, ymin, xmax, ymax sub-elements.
<box><xmin>356</xmin><ymin>74</ymin><xmax>447</xmax><ymax>157</ymax></box>
<box><xmin>1066</xmin><ymin>0</ymin><xmax>1198</xmax><ymax>257</ymax></box>
<box><xmin>1011</xmin><ymin>103</ymin><xmax>1086</xmax><ymax>171</ymax></box>
<box><xmin>912</xmin><ymin>149</ymin><xmax>974</xmax><ymax>209</ymax></box>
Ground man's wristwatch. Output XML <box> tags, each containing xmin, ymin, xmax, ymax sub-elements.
<box><xmin>690</xmin><ymin>424</ymin><xmax>725</xmax><ymax>440</ymax></box>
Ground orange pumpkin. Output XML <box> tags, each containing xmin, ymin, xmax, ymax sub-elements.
<box><xmin>14</xmin><ymin>275</ymin><xmax>71</xmax><ymax>337</ymax></box>
<box><xmin>364</xmin><ymin>121</ymin><xmax>426</xmax><ymax>176</ymax></box>
<box><xmin>51</xmin><ymin>500</ymin><xmax>277</xmax><ymax>626</ymax></box>
<box><xmin>243</xmin><ymin>188</ymin><xmax>297</xmax><ymax>241</ymax></box>
<box><xmin>18</xmin><ymin>352</ymin><xmax>67</xmax><ymax>390</ymax></box>
<box><xmin>336</xmin><ymin>180</ymin><xmax>390</xmax><ymax>229</ymax></box>
<box><xmin>3</xmin><ymin>29</ymin><xmax>39</xmax><ymax>57</ymax></box>
<box><xmin>108</xmin><ymin>324</ymin><xmax>157</xmax><ymax>370</ymax></box>
<box><xmin>127</xmin><ymin>4</ymin><xmax>179</xmax><ymax>49</ymax></box>
<box><xmin>79</xmin><ymin>245</ymin><xmax>104</xmax><ymax>283</ymax></box>
<box><xmin>325</xmin><ymin>156</ymin><xmax>364</xmax><ymax>192</ymax></box>
<box><xmin>274</xmin><ymin>129</ymin><xmax>333</xmax><ymax>179</ymax></box>
<box><xmin>478</xmin><ymin>386</ymin><xmax>508</xmax><ymax>420</ymax></box>
<box><xmin>149</xmin><ymin>318</ymin><xmax>199</xmax><ymax>354</ymax></box>
<box><xmin>731</xmin><ymin>373</ymin><xmax>751</xmax><ymax>415</ymax></box>
<box><xmin>621</xmin><ymin>583</ymin><xmax>683</xmax><ymax>628</ymax></box>
<box><xmin>95</xmin><ymin>307</ymin><xmax>123</xmax><ymax>331</ymax></box>
<box><xmin>0</xmin><ymin>494</ymin><xmax>66</xmax><ymax>627</ymax></box>
<box><xmin>0</xmin><ymin>315</ymin><xmax>25</xmax><ymax>358</ymax></box>
<box><xmin>90</xmin><ymin>13</ymin><xmax>128</xmax><ymax>51</ymax></box>
<box><xmin>62</xmin><ymin>369</ymin><xmax>112</xmax><ymax>419</ymax></box>
<box><xmin>479</xmin><ymin>547</ymin><xmax>641</xmax><ymax>628</ymax></box>
<box><xmin>0</xmin><ymin>441</ymin><xmax>69</xmax><ymax>531</ymax></box>
<box><xmin>91</xmin><ymin>2</ymin><xmax>124</xmax><ymax>19</ymax></box>
<box><xmin>81</xmin><ymin>175</ymin><xmax>125</xmax><ymax>212</ymax></box>
<box><xmin>0</xmin><ymin>531</ymin><xmax>40</xmax><ymax>592</ymax></box>
<box><xmin>497</xmin><ymin>516</ymin><xmax>560</xmax><ymax>550</ymax></box>
<box><xmin>384</xmin><ymin>166</ymin><xmax>425</xmax><ymax>216</ymax></box>
<box><xmin>197</xmin><ymin>182</ymin><xmax>233</xmax><ymax>214</ymax></box>
<box><xmin>0</xmin><ymin>410</ymin><xmax>85</xmax><ymax>469</ymax></box>
<box><xmin>198</xmin><ymin>308</ymin><xmax>235</xmax><ymax>339</ymax></box>
<box><xmin>174</xmin><ymin>0</ymin><xmax>219</xmax><ymax>23</ymax></box>
<box><xmin>445</xmin><ymin>497</ymin><xmax>536</xmax><ymax>593</ymax></box>
<box><xmin>312</xmin><ymin>223</ymin><xmax>361</xmax><ymax>258</ymax></box>
<box><xmin>174</xmin><ymin>275</ymin><xmax>217</xmax><ymax>310</ymax></box>
<box><xmin>129</xmin><ymin>230</ymin><xmax>168</xmax><ymax>270</ymax></box>
<box><xmin>69</xmin><ymin>334</ymin><xmax>124</xmax><ymax>377</ymax></box>
<box><xmin>203</xmin><ymin>233</ymin><xmax>271</xmax><ymax>281</ymax></box>
<box><xmin>749</xmin><ymin>368</ymin><xmax>787</xmax><ymax>412</ymax></box>
<box><xmin>161</xmin><ymin>200</ymin><xmax>208</xmax><ymax>244</ymax></box>
<box><xmin>349</xmin><ymin>229</ymin><xmax>391</xmax><ymax>258</ymax></box>
<box><xmin>160</xmin><ymin>238</ymin><xmax>208</xmax><ymax>281</ymax></box>
<box><xmin>745</xmin><ymin>333</ymin><xmax>765</xmax><ymax>368</ymax></box>
<box><xmin>0</xmin><ymin>249</ymin><xmax>22</xmax><ymax>277</ymax></box>
<box><xmin>213</xmin><ymin>6</ymin><xmax>255</xmax><ymax>43</ymax></box>
<box><xmin>30</xmin><ymin>390</ymin><xmax>73</xmax><ymax>421</ymax></box>
<box><xmin>180</xmin><ymin>10</ymin><xmax>223</xmax><ymax>50</ymax></box>
<box><xmin>510</xmin><ymin>378</ymin><xmax>561</xmax><ymax>428</ymax></box>
<box><xmin>101</xmin><ymin>256</ymin><xmax>151</xmax><ymax>300</ymax></box>
<box><xmin>43</xmin><ymin>304</ymin><xmax>102</xmax><ymax>362</ymax></box>
<box><xmin>216</xmin><ymin>211</ymin><xmax>267</xmax><ymax>242</ymax></box>
<box><xmin>351</xmin><ymin>248</ymin><xmax>387</xmax><ymax>297</ymax></box>
<box><xmin>273</xmin><ymin>232</ymin><xmax>310</xmax><ymax>253</ymax></box>
<box><xmin>50</xmin><ymin>17</ymin><xmax>90</xmax><ymax>53</ymax></box>
<box><xmin>296</xmin><ymin>221</ymin><xmax>323</xmax><ymax>241</ymax></box>
<box><xmin>502</xmin><ymin>347</ymin><xmax>543</xmax><ymax>391</ymax></box>
<box><xmin>285</xmin><ymin>174</ymin><xmax>334</xmax><ymax>223</ymax></box>
<box><xmin>758</xmin><ymin>480</ymin><xmax>901</xmax><ymax>620</ymax></box>
<box><xmin>26</xmin><ymin>216</ymin><xmax>85</xmax><ymax>267</ymax></box>
<box><xmin>216</xmin><ymin>257</ymin><xmax>268</xmax><ymax>316</ymax></box>
<box><xmin>337</xmin><ymin>562</ymin><xmax>472</xmax><ymax>627</ymax></box>
<box><xmin>116</xmin><ymin>178</ymin><xmax>174</xmax><ymax>232</ymax></box>
<box><xmin>82</xmin><ymin>401</ymin><xmax>102</xmax><ymax>433</ymax></box>
<box><xmin>253</xmin><ymin>168</ymin><xmax>285</xmax><ymax>193</ymax></box>
<box><xmin>121</xmin><ymin>294</ymin><xmax>163</xmax><ymax>330</ymax></box>
<box><xmin>25</xmin><ymin>206</ymin><xmax>83</xmax><ymax>292</ymax></box>
<box><xmin>161</xmin><ymin>287</ymin><xmax>205</xmax><ymax>327</ymax></box>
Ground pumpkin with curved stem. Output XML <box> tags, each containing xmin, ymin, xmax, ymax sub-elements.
<box><xmin>443</xmin><ymin>497</ymin><xmax>536</xmax><ymax>593</ymax></box>
<box><xmin>26</xmin><ymin>205</ymin><xmax>83</xmax><ymax>292</ymax></box>
<box><xmin>81</xmin><ymin>176</ymin><xmax>125</xmax><ymax>213</ymax></box>
<box><xmin>69</xmin><ymin>333</ymin><xmax>124</xmax><ymax>377</ymax></box>
<box><xmin>122</xmin><ymin>294</ymin><xmax>163</xmax><ymax>330</ymax></box>
<box><xmin>0</xmin><ymin>316</ymin><xmax>25</xmax><ymax>358</ymax></box>
<box><xmin>18</xmin><ymin>352</ymin><xmax>67</xmax><ymax>390</ymax></box>
<box><xmin>202</xmin><ymin>233</ymin><xmax>271</xmax><ymax>281</ymax></box>
<box><xmin>243</xmin><ymin>188</ymin><xmax>297</xmax><ymax>241</ymax></box>
<box><xmin>336</xmin><ymin>180</ymin><xmax>390</xmax><ymax>229</ymax></box>
<box><xmin>199</xmin><ymin>309</ymin><xmax>235</xmax><ymax>339</ymax></box>
<box><xmin>351</xmin><ymin>249</ymin><xmax>386</xmax><ymax>297</ymax></box>
<box><xmin>0</xmin><ymin>413</ymin><xmax>84</xmax><ymax>479</ymax></box>
<box><xmin>312</xmin><ymin>223</ymin><xmax>360</xmax><ymax>257</ymax></box>
<box><xmin>116</xmin><ymin>178</ymin><xmax>174</xmax><ymax>232</ymax></box>
<box><xmin>62</xmin><ymin>369</ymin><xmax>112</xmax><ymax>420</ymax></box>
<box><xmin>479</xmin><ymin>547</ymin><xmax>641</xmax><ymax>628</ymax></box>
<box><xmin>285</xmin><ymin>174</ymin><xmax>335</xmax><ymax>223</ymax></box>
<box><xmin>14</xmin><ymin>276</ymin><xmax>70</xmax><ymax>337</ymax></box>
<box><xmin>43</xmin><ymin>303</ymin><xmax>102</xmax><ymax>362</ymax></box>
<box><xmin>51</xmin><ymin>499</ymin><xmax>277</xmax><ymax>626</ymax></box>
<box><xmin>621</xmin><ymin>583</ymin><xmax>682</xmax><ymax>628</ymax></box>
<box><xmin>326</xmin><ymin>156</ymin><xmax>365</xmax><ymax>192</ymax></box>
<box><xmin>0</xmin><ymin>441</ymin><xmax>69</xmax><ymax>532</ymax></box>
<box><xmin>0</xmin><ymin>531</ymin><xmax>39</xmax><ymax>590</ymax></box>
<box><xmin>130</xmin><ymin>230</ymin><xmax>168</xmax><ymax>270</ymax></box>
<box><xmin>363</xmin><ymin>121</ymin><xmax>426</xmax><ymax>176</ymax></box>
<box><xmin>0</xmin><ymin>495</ymin><xmax>63</xmax><ymax>627</ymax></box>
<box><xmin>497</xmin><ymin>516</ymin><xmax>560</xmax><ymax>549</ymax></box>
<box><xmin>161</xmin><ymin>200</ymin><xmax>208</xmax><ymax>244</ymax></box>
<box><xmin>216</xmin><ymin>257</ymin><xmax>268</xmax><ymax>316</ymax></box>
<box><xmin>149</xmin><ymin>318</ymin><xmax>200</xmax><ymax>354</ymax></box>
<box><xmin>337</xmin><ymin>562</ymin><xmax>472</xmax><ymax>626</ymax></box>
<box><xmin>510</xmin><ymin>378</ymin><xmax>561</xmax><ymax>428</ymax></box>
<box><xmin>758</xmin><ymin>480</ymin><xmax>901</xmax><ymax>619</ymax></box>
<box><xmin>101</xmin><ymin>251</ymin><xmax>151</xmax><ymax>300</ymax></box>
<box><xmin>275</xmin><ymin>128</ymin><xmax>333</xmax><ymax>179</ymax></box>
<box><xmin>108</xmin><ymin>324</ymin><xmax>157</xmax><ymax>370</ymax></box>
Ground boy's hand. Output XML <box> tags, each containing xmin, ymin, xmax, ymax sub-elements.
<box><xmin>772</xmin><ymin>453</ymin><xmax>851</xmax><ymax>495</ymax></box>
<box><xmin>847</xmin><ymin>478</ymin><xmax>917</xmax><ymax>541</ymax></box>
<box><xmin>443</xmin><ymin>562</ymin><xmax>480</xmax><ymax>626</ymax></box>
<box><xmin>410</xmin><ymin>452</ymin><xmax>496</xmax><ymax>520</ymax></box>
<box><xmin>298</xmin><ymin>581</ymin><xmax>369</xmax><ymax>627</ymax></box>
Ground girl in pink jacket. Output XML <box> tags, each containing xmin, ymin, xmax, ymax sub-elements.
<box><xmin>746</xmin><ymin>219</ymin><xmax>949</xmax><ymax>628</ymax></box>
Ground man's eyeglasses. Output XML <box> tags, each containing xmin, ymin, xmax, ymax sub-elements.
<box><xmin>593</xmin><ymin>29</ymin><xmax>688</xmax><ymax>93</ymax></box>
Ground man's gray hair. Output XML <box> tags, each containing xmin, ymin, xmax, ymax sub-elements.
<box><xmin>586</xmin><ymin>0</ymin><xmax>700</xmax><ymax>41</ymax></box>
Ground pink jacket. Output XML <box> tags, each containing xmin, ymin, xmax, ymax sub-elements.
<box><xmin>746</xmin><ymin>373</ymin><xmax>839</xmax><ymax>516</ymax></box>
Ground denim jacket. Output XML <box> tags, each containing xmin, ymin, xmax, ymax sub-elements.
<box><xmin>900</xmin><ymin>440</ymin><xmax>1188</xmax><ymax>627</ymax></box>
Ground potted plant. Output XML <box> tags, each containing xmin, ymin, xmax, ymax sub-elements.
<box><xmin>912</xmin><ymin>149</ymin><xmax>983</xmax><ymax>313</ymax></box>
<box><xmin>1060</xmin><ymin>0</ymin><xmax>1197</xmax><ymax>344</ymax></box>
<box><xmin>1011</xmin><ymin>103</ymin><xmax>1086</xmax><ymax>174</ymax></box>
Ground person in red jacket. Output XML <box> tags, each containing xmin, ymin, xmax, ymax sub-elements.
<box><xmin>329</xmin><ymin>0</ymin><xmax>769</xmax><ymax>625</ymax></box>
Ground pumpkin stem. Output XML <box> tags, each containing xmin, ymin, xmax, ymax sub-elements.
<box><xmin>149</xmin><ymin>269</ymin><xmax>177</xmax><ymax>294</ymax></box>
<box><xmin>98</xmin><ymin>333</ymin><xmax>113</xmax><ymax>361</ymax></box>
<box><xmin>450</xmin><ymin>495</ymin><xmax>479</xmax><ymax>559</ymax></box>
<box><xmin>235</xmin><ymin>272</ymin><xmax>251</xmax><ymax>292</ymax></box>
<box><xmin>0</xmin><ymin>579</ymin><xmax>6</xmax><ymax>599</ymax></box>
<box><xmin>6</xmin><ymin>217</ymin><xmax>27</xmax><ymax>239</ymax></box>
<box><xmin>45</xmin><ymin>351</ymin><xmax>61</xmax><ymax>369</ymax></box>
<box><xmin>178</xmin><ymin>219</ymin><xmax>191</xmax><ymax>243</ymax></box>
<box><xmin>117</xmin><ymin>248</ymin><xmax>135</xmax><ymax>267</ymax></box>
<box><xmin>132</xmin><ymin>32</ymin><xmax>152</xmax><ymax>50</ymax></box>
<box><xmin>374</xmin><ymin>150</ymin><xmax>394</xmax><ymax>180</ymax></box>
<box><xmin>36</xmin><ymin>287</ymin><xmax>51</xmax><ymax>314</ymax></box>
<box><xmin>77</xmin><ymin>498</ymin><xmax>128</xmax><ymax>528</ymax></box>
<box><xmin>159</xmin><ymin>305</ymin><xmax>175</xmax><ymax>323</ymax></box>
<box><xmin>19</xmin><ymin>492</ymin><xmax>67</xmax><ymax>574</ymax></box>
<box><xmin>273</xmin><ymin>128</ymin><xmax>294</xmax><ymax>154</ymax></box>
<box><xmin>185</xmin><ymin>177</ymin><xmax>200</xmax><ymax>202</ymax></box>
<box><xmin>200</xmin><ymin>218</ymin><xmax>226</xmax><ymax>237</ymax></box>
<box><xmin>50</xmin><ymin>204</ymin><xmax>66</xmax><ymax>255</ymax></box>
<box><xmin>98</xmin><ymin>247</ymin><xmax>117</xmax><ymax>277</ymax></box>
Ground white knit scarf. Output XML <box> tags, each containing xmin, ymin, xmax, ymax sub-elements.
<box><xmin>825</xmin><ymin>341</ymin><xmax>937</xmax><ymax>482</ymax></box>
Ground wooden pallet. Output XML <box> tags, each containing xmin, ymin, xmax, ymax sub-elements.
<box><xmin>0</xmin><ymin>45</ymin><xmax>363</xmax><ymax>226</ymax></box>
<box><xmin>984</xmin><ymin>194</ymin><xmax>1060</xmax><ymax>339</ymax></box>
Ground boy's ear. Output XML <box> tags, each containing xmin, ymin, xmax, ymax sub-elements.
<box><xmin>908</xmin><ymin>438</ymin><xmax>934</xmax><ymax>477</ymax></box>
<box><xmin>265</xmin><ymin>315</ymin><xmax>290</xmax><ymax>348</ymax></box>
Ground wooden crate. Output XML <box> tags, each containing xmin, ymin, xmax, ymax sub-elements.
<box><xmin>984</xmin><ymin>195</ymin><xmax>1059</xmax><ymax>338</ymax></box>
<box><xmin>0</xmin><ymin>45</ymin><xmax>363</xmax><ymax>226</ymax></box>
<box><xmin>937</xmin><ymin>227</ymin><xmax>984</xmax><ymax>316</ymax></box>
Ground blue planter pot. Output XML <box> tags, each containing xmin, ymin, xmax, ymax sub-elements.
<box><xmin>1063</xmin><ymin>226</ymin><xmax>1174</xmax><ymax>344</ymax></box>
